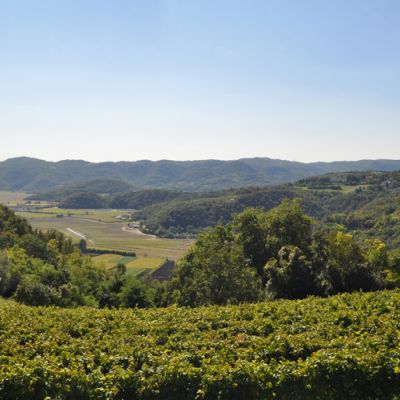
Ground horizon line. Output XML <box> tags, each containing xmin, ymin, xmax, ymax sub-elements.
<box><xmin>1</xmin><ymin>155</ymin><xmax>400</xmax><ymax>165</ymax></box>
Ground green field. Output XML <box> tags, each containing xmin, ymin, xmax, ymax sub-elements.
<box><xmin>92</xmin><ymin>254</ymin><xmax>135</xmax><ymax>268</ymax></box>
<box><xmin>125</xmin><ymin>257</ymin><xmax>164</xmax><ymax>275</ymax></box>
<box><xmin>16</xmin><ymin>211</ymin><xmax>59</xmax><ymax>219</ymax></box>
<box><xmin>17</xmin><ymin>207</ymin><xmax>130</xmax><ymax>222</ymax></box>
<box><xmin>25</xmin><ymin>216</ymin><xmax>192</xmax><ymax>260</ymax></box>
<box><xmin>92</xmin><ymin>254</ymin><xmax>164</xmax><ymax>276</ymax></box>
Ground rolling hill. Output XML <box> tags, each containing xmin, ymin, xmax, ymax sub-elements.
<box><xmin>135</xmin><ymin>171</ymin><xmax>400</xmax><ymax>249</ymax></box>
<box><xmin>2</xmin><ymin>156</ymin><xmax>400</xmax><ymax>192</ymax></box>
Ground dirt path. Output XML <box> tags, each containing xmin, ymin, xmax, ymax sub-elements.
<box><xmin>122</xmin><ymin>226</ymin><xmax>157</xmax><ymax>239</ymax></box>
<box><xmin>65</xmin><ymin>228</ymin><xmax>95</xmax><ymax>243</ymax></box>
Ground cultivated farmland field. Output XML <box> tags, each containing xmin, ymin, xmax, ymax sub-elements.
<box><xmin>125</xmin><ymin>257</ymin><xmax>165</xmax><ymax>275</ymax></box>
<box><xmin>25</xmin><ymin>215</ymin><xmax>192</xmax><ymax>260</ymax></box>
<box><xmin>92</xmin><ymin>254</ymin><xmax>165</xmax><ymax>276</ymax></box>
<box><xmin>0</xmin><ymin>191</ymin><xmax>29</xmax><ymax>206</ymax></box>
<box><xmin>16</xmin><ymin>207</ymin><xmax>130</xmax><ymax>222</ymax></box>
<box><xmin>92</xmin><ymin>254</ymin><xmax>135</xmax><ymax>269</ymax></box>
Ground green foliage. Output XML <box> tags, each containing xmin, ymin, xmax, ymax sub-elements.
<box><xmin>27</xmin><ymin>178</ymin><xmax>134</xmax><ymax>201</ymax></box>
<box><xmin>265</xmin><ymin>246</ymin><xmax>316</xmax><ymax>299</ymax></box>
<box><xmin>262</xmin><ymin>198</ymin><xmax>313</xmax><ymax>254</ymax></box>
<box><xmin>3</xmin><ymin>156</ymin><xmax>400</xmax><ymax>191</ymax></box>
<box><xmin>136</xmin><ymin>186</ymin><xmax>320</xmax><ymax>238</ymax></box>
<box><xmin>171</xmin><ymin>200</ymin><xmax>388</xmax><ymax>304</ymax></box>
<box><xmin>59</xmin><ymin>192</ymin><xmax>106</xmax><ymax>209</ymax></box>
<box><xmin>171</xmin><ymin>225</ymin><xmax>263</xmax><ymax>306</ymax></box>
<box><xmin>119</xmin><ymin>276</ymin><xmax>154</xmax><ymax>308</ymax></box>
<box><xmin>0</xmin><ymin>204</ymin><xmax>32</xmax><ymax>239</ymax></box>
<box><xmin>15</xmin><ymin>276</ymin><xmax>52</xmax><ymax>306</ymax></box>
<box><xmin>78</xmin><ymin>238</ymin><xmax>87</xmax><ymax>252</ymax></box>
<box><xmin>315</xmin><ymin>232</ymin><xmax>385</xmax><ymax>295</ymax></box>
<box><xmin>0</xmin><ymin>205</ymin><xmax>150</xmax><ymax>308</ymax></box>
<box><xmin>232</xmin><ymin>208</ymin><xmax>268</xmax><ymax>277</ymax></box>
<box><xmin>110</xmin><ymin>189</ymin><xmax>204</xmax><ymax>209</ymax></box>
<box><xmin>134</xmin><ymin>172</ymin><xmax>400</xmax><ymax>250</ymax></box>
<box><xmin>1</xmin><ymin>290</ymin><xmax>400</xmax><ymax>399</ymax></box>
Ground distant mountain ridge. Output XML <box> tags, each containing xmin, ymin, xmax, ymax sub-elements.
<box><xmin>2</xmin><ymin>156</ymin><xmax>400</xmax><ymax>192</ymax></box>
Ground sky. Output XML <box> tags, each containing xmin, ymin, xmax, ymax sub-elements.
<box><xmin>1</xmin><ymin>0</ymin><xmax>400</xmax><ymax>163</ymax></box>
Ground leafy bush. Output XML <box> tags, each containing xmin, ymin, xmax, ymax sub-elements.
<box><xmin>1</xmin><ymin>290</ymin><xmax>400</xmax><ymax>399</ymax></box>
<box><xmin>15</xmin><ymin>276</ymin><xmax>52</xmax><ymax>306</ymax></box>
<box><xmin>119</xmin><ymin>276</ymin><xmax>154</xmax><ymax>308</ymax></box>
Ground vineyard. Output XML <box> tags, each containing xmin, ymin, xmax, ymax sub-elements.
<box><xmin>1</xmin><ymin>290</ymin><xmax>400</xmax><ymax>399</ymax></box>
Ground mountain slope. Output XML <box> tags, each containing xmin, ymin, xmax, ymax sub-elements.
<box><xmin>2</xmin><ymin>156</ymin><xmax>400</xmax><ymax>192</ymax></box>
<box><xmin>135</xmin><ymin>171</ymin><xmax>400</xmax><ymax>248</ymax></box>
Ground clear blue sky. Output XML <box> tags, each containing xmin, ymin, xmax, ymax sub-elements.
<box><xmin>1</xmin><ymin>0</ymin><xmax>400</xmax><ymax>162</ymax></box>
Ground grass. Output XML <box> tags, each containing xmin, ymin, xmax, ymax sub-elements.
<box><xmin>125</xmin><ymin>257</ymin><xmax>164</xmax><ymax>276</ymax></box>
<box><xmin>16</xmin><ymin>211</ymin><xmax>57</xmax><ymax>219</ymax></box>
<box><xmin>341</xmin><ymin>184</ymin><xmax>370</xmax><ymax>193</ymax></box>
<box><xmin>17</xmin><ymin>208</ymin><xmax>130</xmax><ymax>222</ymax></box>
<box><xmin>0</xmin><ymin>191</ymin><xmax>29</xmax><ymax>205</ymax></box>
<box><xmin>92</xmin><ymin>254</ymin><xmax>164</xmax><ymax>276</ymax></box>
<box><xmin>43</xmin><ymin>208</ymin><xmax>130</xmax><ymax>222</ymax></box>
<box><xmin>26</xmin><ymin>216</ymin><xmax>192</xmax><ymax>260</ymax></box>
<box><xmin>92</xmin><ymin>254</ymin><xmax>134</xmax><ymax>269</ymax></box>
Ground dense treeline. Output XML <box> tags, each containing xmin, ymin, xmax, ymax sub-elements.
<box><xmin>136</xmin><ymin>175</ymin><xmax>400</xmax><ymax>248</ymax></box>
<box><xmin>27</xmin><ymin>179</ymin><xmax>135</xmax><ymax>201</ymax></box>
<box><xmin>108</xmin><ymin>189</ymin><xmax>208</xmax><ymax>209</ymax></box>
<box><xmin>0</xmin><ymin>205</ymin><xmax>157</xmax><ymax>308</ymax></box>
<box><xmin>59</xmin><ymin>192</ymin><xmax>106</xmax><ymax>209</ymax></box>
<box><xmin>298</xmin><ymin>170</ymin><xmax>400</xmax><ymax>189</ymax></box>
<box><xmin>166</xmin><ymin>199</ymin><xmax>397</xmax><ymax>306</ymax></box>
<box><xmin>1</xmin><ymin>197</ymin><xmax>399</xmax><ymax>308</ymax></box>
<box><xmin>26</xmin><ymin>172</ymin><xmax>400</xmax><ymax>251</ymax></box>
<box><xmin>57</xmin><ymin>189</ymin><xmax>210</xmax><ymax>210</ymax></box>
<box><xmin>1</xmin><ymin>290</ymin><xmax>400</xmax><ymax>399</ymax></box>
<box><xmin>136</xmin><ymin>186</ymin><xmax>328</xmax><ymax>238</ymax></box>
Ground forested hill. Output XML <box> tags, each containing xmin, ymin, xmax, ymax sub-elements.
<box><xmin>135</xmin><ymin>171</ymin><xmax>400</xmax><ymax>249</ymax></box>
<box><xmin>2</xmin><ymin>156</ymin><xmax>400</xmax><ymax>192</ymax></box>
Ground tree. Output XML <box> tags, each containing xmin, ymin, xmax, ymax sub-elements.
<box><xmin>264</xmin><ymin>246</ymin><xmax>316</xmax><ymax>299</ymax></box>
<box><xmin>15</xmin><ymin>276</ymin><xmax>52</xmax><ymax>306</ymax></box>
<box><xmin>19</xmin><ymin>233</ymin><xmax>47</xmax><ymax>259</ymax></box>
<box><xmin>116</xmin><ymin>263</ymin><xmax>127</xmax><ymax>276</ymax></box>
<box><xmin>119</xmin><ymin>277</ymin><xmax>154</xmax><ymax>308</ymax></box>
<box><xmin>232</xmin><ymin>208</ymin><xmax>268</xmax><ymax>278</ymax></box>
<box><xmin>170</xmin><ymin>225</ymin><xmax>263</xmax><ymax>306</ymax></box>
<box><xmin>363</xmin><ymin>239</ymin><xmax>388</xmax><ymax>268</ymax></box>
<box><xmin>319</xmin><ymin>232</ymin><xmax>384</xmax><ymax>295</ymax></box>
<box><xmin>78</xmin><ymin>239</ymin><xmax>87</xmax><ymax>253</ymax></box>
<box><xmin>262</xmin><ymin>198</ymin><xmax>313</xmax><ymax>257</ymax></box>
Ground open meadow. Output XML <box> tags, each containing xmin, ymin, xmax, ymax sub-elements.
<box><xmin>92</xmin><ymin>253</ymin><xmax>165</xmax><ymax>276</ymax></box>
<box><xmin>16</xmin><ymin>207</ymin><xmax>130</xmax><ymax>222</ymax></box>
<box><xmin>0</xmin><ymin>191</ymin><xmax>30</xmax><ymax>206</ymax></box>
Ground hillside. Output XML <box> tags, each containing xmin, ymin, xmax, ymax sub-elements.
<box><xmin>135</xmin><ymin>171</ymin><xmax>400</xmax><ymax>248</ymax></box>
<box><xmin>2</xmin><ymin>156</ymin><xmax>400</xmax><ymax>192</ymax></box>
<box><xmin>47</xmin><ymin>189</ymin><xmax>218</xmax><ymax>210</ymax></box>
<box><xmin>1</xmin><ymin>290</ymin><xmax>400</xmax><ymax>399</ymax></box>
<box><xmin>27</xmin><ymin>179</ymin><xmax>135</xmax><ymax>201</ymax></box>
